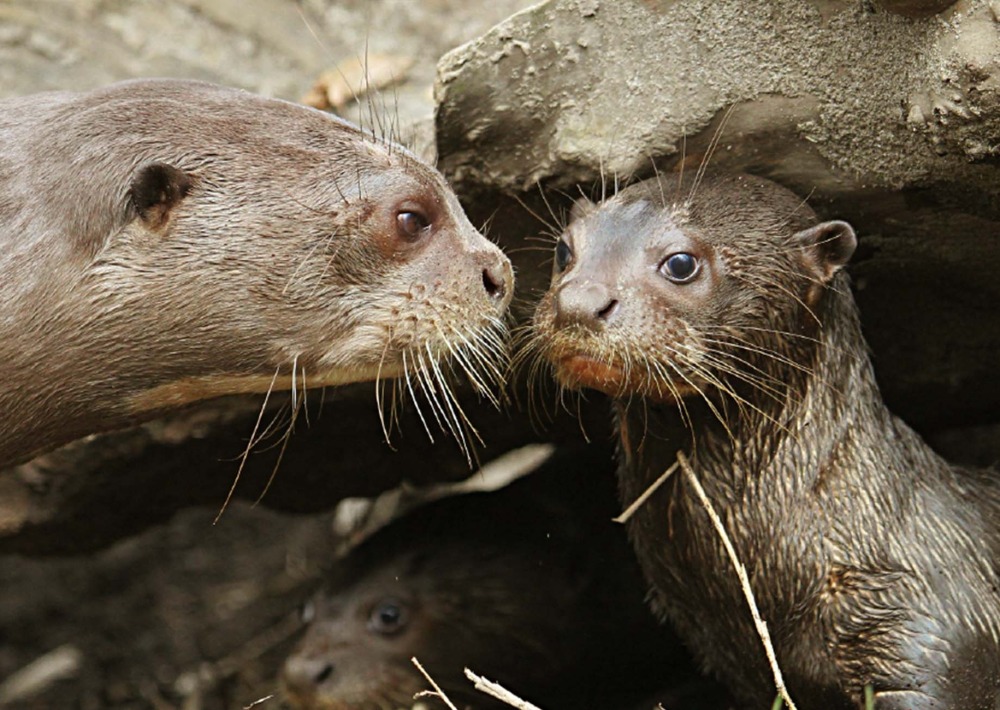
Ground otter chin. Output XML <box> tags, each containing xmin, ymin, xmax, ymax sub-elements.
<box><xmin>0</xmin><ymin>79</ymin><xmax>513</xmax><ymax>468</ymax></box>
<box><xmin>554</xmin><ymin>353</ymin><xmax>696</xmax><ymax>403</ymax></box>
<box><xmin>528</xmin><ymin>173</ymin><xmax>1000</xmax><ymax>709</ymax></box>
<box><xmin>556</xmin><ymin>354</ymin><xmax>627</xmax><ymax>392</ymax></box>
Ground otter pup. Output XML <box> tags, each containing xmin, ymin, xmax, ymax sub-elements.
<box><xmin>280</xmin><ymin>447</ymin><xmax>703</xmax><ymax>710</ymax></box>
<box><xmin>0</xmin><ymin>79</ymin><xmax>512</xmax><ymax>468</ymax></box>
<box><xmin>527</xmin><ymin>173</ymin><xmax>1000</xmax><ymax>709</ymax></box>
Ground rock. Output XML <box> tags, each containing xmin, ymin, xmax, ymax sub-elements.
<box><xmin>435</xmin><ymin>0</ymin><xmax>1000</xmax><ymax>196</ymax></box>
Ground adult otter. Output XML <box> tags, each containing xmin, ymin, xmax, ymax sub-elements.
<box><xmin>0</xmin><ymin>79</ymin><xmax>512</xmax><ymax>469</ymax></box>
<box><xmin>280</xmin><ymin>447</ymin><xmax>709</xmax><ymax>710</ymax></box>
<box><xmin>526</xmin><ymin>173</ymin><xmax>1000</xmax><ymax>709</ymax></box>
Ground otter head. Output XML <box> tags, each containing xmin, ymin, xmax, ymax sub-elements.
<box><xmin>5</xmin><ymin>80</ymin><xmax>513</xmax><ymax>456</ymax></box>
<box><xmin>529</xmin><ymin>173</ymin><xmax>856</xmax><ymax>405</ymax></box>
<box><xmin>281</xmin><ymin>554</ymin><xmax>432</xmax><ymax>710</ymax></box>
<box><xmin>281</xmin><ymin>527</ymin><xmax>590</xmax><ymax>709</ymax></box>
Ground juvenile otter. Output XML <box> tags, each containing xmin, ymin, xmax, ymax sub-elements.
<box><xmin>527</xmin><ymin>173</ymin><xmax>1000</xmax><ymax>709</ymax></box>
<box><xmin>0</xmin><ymin>79</ymin><xmax>512</xmax><ymax>468</ymax></box>
<box><xmin>280</xmin><ymin>447</ymin><xmax>704</xmax><ymax>710</ymax></box>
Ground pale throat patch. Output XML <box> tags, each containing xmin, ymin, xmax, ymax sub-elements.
<box><xmin>128</xmin><ymin>363</ymin><xmax>403</xmax><ymax>414</ymax></box>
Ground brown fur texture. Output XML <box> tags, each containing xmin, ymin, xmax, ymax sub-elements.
<box><xmin>527</xmin><ymin>174</ymin><xmax>1000</xmax><ymax>709</ymax></box>
<box><xmin>280</xmin><ymin>446</ymin><xmax>702</xmax><ymax>710</ymax></box>
<box><xmin>0</xmin><ymin>79</ymin><xmax>512</xmax><ymax>468</ymax></box>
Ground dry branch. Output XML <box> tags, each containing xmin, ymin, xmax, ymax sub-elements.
<box><xmin>676</xmin><ymin>450</ymin><xmax>797</xmax><ymax>710</ymax></box>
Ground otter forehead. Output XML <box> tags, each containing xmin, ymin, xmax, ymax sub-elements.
<box><xmin>570</xmin><ymin>197</ymin><xmax>698</xmax><ymax>277</ymax></box>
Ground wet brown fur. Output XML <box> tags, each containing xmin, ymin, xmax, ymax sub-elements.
<box><xmin>527</xmin><ymin>173</ymin><xmax>1000</xmax><ymax>709</ymax></box>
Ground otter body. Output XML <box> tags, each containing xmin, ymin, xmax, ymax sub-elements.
<box><xmin>281</xmin><ymin>448</ymin><xmax>699</xmax><ymax>709</ymax></box>
<box><xmin>0</xmin><ymin>79</ymin><xmax>511</xmax><ymax>468</ymax></box>
<box><xmin>530</xmin><ymin>174</ymin><xmax>1000</xmax><ymax>709</ymax></box>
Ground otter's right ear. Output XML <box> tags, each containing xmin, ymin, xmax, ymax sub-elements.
<box><xmin>129</xmin><ymin>162</ymin><xmax>192</xmax><ymax>230</ymax></box>
<box><xmin>569</xmin><ymin>196</ymin><xmax>596</xmax><ymax>224</ymax></box>
<box><xmin>794</xmin><ymin>220</ymin><xmax>857</xmax><ymax>283</ymax></box>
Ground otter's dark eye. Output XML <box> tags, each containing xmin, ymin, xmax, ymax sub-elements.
<box><xmin>660</xmin><ymin>252</ymin><xmax>700</xmax><ymax>283</ymax></box>
<box><xmin>396</xmin><ymin>211</ymin><xmax>430</xmax><ymax>241</ymax></box>
<box><xmin>368</xmin><ymin>598</ymin><xmax>408</xmax><ymax>636</ymax></box>
<box><xmin>555</xmin><ymin>239</ymin><xmax>573</xmax><ymax>272</ymax></box>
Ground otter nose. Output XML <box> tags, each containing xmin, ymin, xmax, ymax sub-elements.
<box><xmin>555</xmin><ymin>281</ymin><xmax>619</xmax><ymax>327</ymax></box>
<box><xmin>481</xmin><ymin>252</ymin><xmax>514</xmax><ymax>307</ymax></box>
<box><xmin>282</xmin><ymin>655</ymin><xmax>335</xmax><ymax>692</ymax></box>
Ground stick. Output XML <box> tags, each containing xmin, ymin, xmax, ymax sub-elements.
<box><xmin>676</xmin><ymin>450</ymin><xmax>797</xmax><ymax>710</ymax></box>
<box><xmin>463</xmin><ymin>668</ymin><xmax>543</xmax><ymax>710</ymax></box>
<box><xmin>411</xmin><ymin>657</ymin><xmax>459</xmax><ymax>710</ymax></box>
<box><xmin>613</xmin><ymin>461</ymin><xmax>679</xmax><ymax>523</ymax></box>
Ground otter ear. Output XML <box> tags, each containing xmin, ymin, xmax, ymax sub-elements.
<box><xmin>129</xmin><ymin>162</ymin><xmax>192</xmax><ymax>229</ymax></box>
<box><xmin>569</xmin><ymin>196</ymin><xmax>596</xmax><ymax>224</ymax></box>
<box><xmin>794</xmin><ymin>220</ymin><xmax>857</xmax><ymax>283</ymax></box>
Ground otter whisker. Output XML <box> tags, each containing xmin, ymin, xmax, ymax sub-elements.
<box><xmin>412</xmin><ymin>348</ymin><xmax>450</xmax><ymax>436</ymax></box>
<box><xmin>425</xmin><ymin>341</ymin><xmax>484</xmax><ymax>452</ymax></box>
<box><xmin>699</xmin><ymin>332</ymin><xmax>816</xmax><ymax>377</ymax></box>
<box><xmin>692</xmin><ymin>345</ymin><xmax>793</xmax><ymax>403</ymax></box>
<box><xmin>436</xmin><ymin>326</ymin><xmax>499</xmax><ymax>406</ymax></box>
<box><xmin>215</xmin><ymin>364</ymin><xmax>282</xmax><ymax>525</ymax></box>
<box><xmin>701</xmin><ymin>323</ymin><xmax>825</xmax><ymax>347</ymax></box>
<box><xmin>253</xmin><ymin>358</ymin><xmax>304</xmax><ymax>506</ymax></box>
<box><xmin>375</xmin><ymin>337</ymin><xmax>397</xmax><ymax>446</ymax></box>
<box><xmin>414</xmin><ymin>346</ymin><xmax>472</xmax><ymax>462</ymax></box>
<box><xmin>656</xmin><ymin>349</ymin><xmax>735</xmax><ymax>443</ymax></box>
<box><xmin>401</xmin><ymin>350</ymin><xmax>436</xmax><ymax>444</ymax></box>
<box><xmin>648</xmin><ymin>359</ymin><xmax>694</xmax><ymax>431</ymax></box>
<box><xmin>686</xmin><ymin>103</ymin><xmax>736</xmax><ymax>208</ymax></box>
<box><xmin>511</xmin><ymin>190</ymin><xmax>564</xmax><ymax>235</ymax></box>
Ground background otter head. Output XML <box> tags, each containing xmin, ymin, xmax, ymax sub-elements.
<box><xmin>280</xmin><ymin>447</ymin><xmax>687</xmax><ymax>710</ymax></box>
<box><xmin>281</xmin><ymin>517</ymin><xmax>604</xmax><ymax>709</ymax></box>
<box><xmin>527</xmin><ymin>173</ymin><xmax>856</xmax><ymax>408</ymax></box>
<box><xmin>0</xmin><ymin>79</ymin><xmax>512</xmax><ymax>465</ymax></box>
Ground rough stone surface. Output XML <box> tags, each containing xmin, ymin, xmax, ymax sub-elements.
<box><xmin>0</xmin><ymin>0</ymin><xmax>535</xmax><ymax>130</ymax></box>
<box><xmin>436</xmin><ymin>0</ymin><xmax>1000</xmax><ymax>199</ymax></box>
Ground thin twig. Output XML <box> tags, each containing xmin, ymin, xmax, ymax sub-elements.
<box><xmin>411</xmin><ymin>657</ymin><xmax>458</xmax><ymax>710</ymax></box>
<box><xmin>613</xmin><ymin>461</ymin><xmax>679</xmax><ymax>523</ymax></box>
<box><xmin>243</xmin><ymin>695</ymin><xmax>274</xmax><ymax>709</ymax></box>
<box><xmin>676</xmin><ymin>450</ymin><xmax>798</xmax><ymax>710</ymax></box>
<box><xmin>463</xmin><ymin>668</ymin><xmax>543</xmax><ymax>710</ymax></box>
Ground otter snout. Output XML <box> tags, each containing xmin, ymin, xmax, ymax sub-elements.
<box><xmin>282</xmin><ymin>652</ymin><xmax>334</xmax><ymax>696</ymax></box>
<box><xmin>478</xmin><ymin>246</ymin><xmax>514</xmax><ymax>311</ymax></box>
<box><xmin>555</xmin><ymin>280</ymin><xmax>619</xmax><ymax>328</ymax></box>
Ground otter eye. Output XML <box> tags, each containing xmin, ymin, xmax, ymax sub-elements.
<box><xmin>555</xmin><ymin>239</ymin><xmax>573</xmax><ymax>272</ymax></box>
<box><xmin>396</xmin><ymin>211</ymin><xmax>430</xmax><ymax>241</ymax></box>
<box><xmin>660</xmin><ymin>252</ymin><xmax>700</xmax><ymax>283</ymax></box>
<box><xmin>368</xmin><ymin>599</ymin><xmax>408</xmax><ymax>636</ymax></box>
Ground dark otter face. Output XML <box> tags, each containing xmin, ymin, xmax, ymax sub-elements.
<box><xmin>528</xmin><ymin>174</ymin><xmax>855</xmax><ymax>403</ymax></box>
<box><xmin>280</xmin><ymin>556</ymin><xmax>436</xmax><ymax>710</ymax></box>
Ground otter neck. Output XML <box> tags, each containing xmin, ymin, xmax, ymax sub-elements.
<box><xmin>0</xmin><ymin>265</ymin><xmax>265</xmax><ymax>469</ymax></box>
<box><xmin>1</xmin><ymin>274</ymin><xmax>146</xmax><ymax>467</ymax></box>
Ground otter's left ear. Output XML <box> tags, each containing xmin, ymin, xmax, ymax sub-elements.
<box><xmin>129</xmin><ymin>162</ymin><xmax>192</xmax><ymax>230</ymax></box>
<box><xmin>794</xmin><ymin>220</ymin><xmax>857</xmax><ymax>283</ymax></box>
